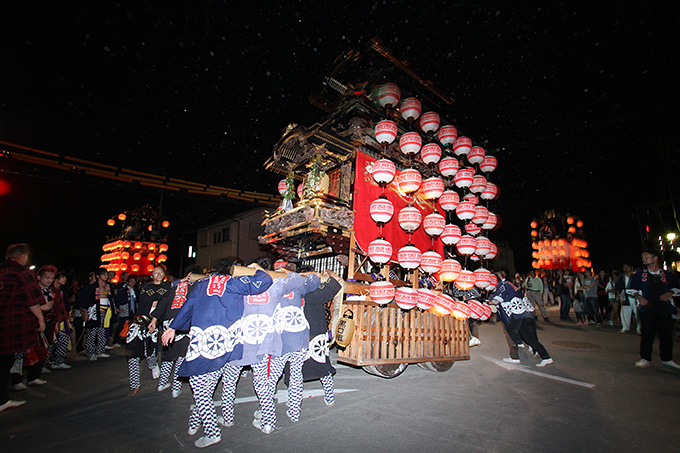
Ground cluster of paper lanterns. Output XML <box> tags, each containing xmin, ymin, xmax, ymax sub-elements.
<box><xmin>530</xmin><ymin>216</ymin><xmax>591</xmax><ymax>271</ymax></box>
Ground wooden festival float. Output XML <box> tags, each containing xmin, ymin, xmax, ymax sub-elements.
<box><xmin>260</xmin><ymin>39</ymin><xmax>500</xmax><ymax>378</ymax></box>
<box><xmin>530</xmin><ymin>211</ymin><xmax>592</xmax><ymax>272</ymax></box>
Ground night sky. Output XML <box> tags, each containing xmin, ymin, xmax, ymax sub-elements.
<box><xmin>1</xmin><ymin>2</ymin><xmax>678</xmax><ymax>276</ymax></box>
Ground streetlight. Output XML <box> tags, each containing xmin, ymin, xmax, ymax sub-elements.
<box><xmin>667</xmin><ymin>233</ymin><xmax>677</xmax><ymax>241</ymax></box>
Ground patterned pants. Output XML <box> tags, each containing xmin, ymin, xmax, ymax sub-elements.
<box><xmin>128</xmin><ymin>355</ymin><xmax>158</xmax><ymax>390</ymax></box>
<box><xmin>320</xmin><ymin>373</ymin><xmax>335</xmax><ymax>405</ymax></box>
<box><xmin>86</xmin><ymin>327</ymin><xmax>107</xmax><ymax>356</ymax></box>
<box><xmin>251</xmin><ymin>355</ymin><xmax>287</xmax><ymax>430</ymax></box>
<box><xmin>50</xmin><ymin>330</ymin><xmax>70</xmax><ymax>366</ymax></box>
<box><xmin>158</xmin><ymin>357</ymin><xmax>185</xmax><ymax>393</ymax></box>
<box><xmin>285</xmin><ymin>350</ymin><xmax>306</xmax><ymax>422</ymax></box>
<box><xmin>189</xmin><ymin>367</ymin><xmax>225</xmax><ymax>439</ymax></box>
<box><xmin>219</xmin><ymin>363</ymin><xmax>243</xmax><ymax>426</ymax></box>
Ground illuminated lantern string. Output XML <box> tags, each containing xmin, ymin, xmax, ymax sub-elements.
<box><xmin>370</xmin><ymin>281</ymin><xmax>395</xmax><ymax>305</ymax></box>
<box><xmin>378</xmin><ymin>83</ymin><xmax>401</xmax><ymax>108</ymax></box>
<box><xmin>437</xmin><ymin>125</ymin><xmax>458</xmax><ymax>146</ymax></box>
<box><xmin>118</xmin><ymin>213</ymin><xmax>127</xmax><ymax>221</ymax></box>
<box><xmin>453</xmin><ymin>136</ymin><xmax>472</xmax><ymax>156</ymax></box>
<box><xmin>419</xmin><ymin>111</ymin><xmax>440</xmax><ymax>133</ymax></box>
<box><xmin>107</xmin><ymin>219</ymin><xmax>115</xmax><ymax>226</ymax></box>
<box><xmin>400</xmin><ymin>97</ymin><xmax>422</xmax><ymax>121</ymax></box>
<box><xmin>162</xmin><ymin>220</ymin><xmax>170</xmax><ymax>228</ymax></box>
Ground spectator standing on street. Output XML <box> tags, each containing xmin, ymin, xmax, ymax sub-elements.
<box><xmin>72</xmin><ymin>272</ymin><xmax>95</xmax><ymax>355</ymax></box>
<box><xmin>553</xmin><ymin>270</ymin><xmax>572</xmax><ymax>321</ymax></box>
<box><xmin>616</xmin><ymin>264</ymin><xmax>639</xmax><ymax>333</ymax></box>
<box><xmin>628</xmin><ymin>249</ymin><xmax>680</xmax><ymax>369</ymax></box>
<box><xmin>0</xmin><ymin>244</ymin><xmax>46</xmax><ymax>412</ymax></box>
<box><xmin>597</xmin><ymin>270</ymin><xmax>610</xmax><ymax>322</ymax></box>
<box><xmin>582</xmin><ymin>269</ymin><xmax>602</xmax><ymax>325</ymax></box>
<box><xmin>606</xmin><ymin>270</ymin><xmax>620</xmax><ymax>327</ymax></box>
<box><xmin>524</xmin><ymin>270</ymin><xmax>550</xmax><ymax>322</ymax></box>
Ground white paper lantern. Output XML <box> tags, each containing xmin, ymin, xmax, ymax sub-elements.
<box><xmin>398</xmin><ymin>205</ymin><xmax>422</xmax><ymax>231</ymax></box>
<box><xmin>475</xmin><ymin>237</ymin><xmax>491</xmax><ymax>257</ymax></box>
<box><xmin>480</xmin><ymin>155</ymin><xmax>498</xmax><ymax>173</ymax></box>
<box><xmin>417</xmin><ymin>288</ymin><xmax>437</xmax><ymax>310</ymax></box>
<box><xmin>455</xmin><ymin>201</ymin><xmax>476</xmax><ymax>221</ymax></box>
<box><xmin>421</xmin><ymin>143</ymin><xmax>442</xmax><ymax>165</ymax></box>
<box><xmin>395</xmin><ymin>287</ymin><xmax>419</xmax><ymax>310</ymax></box>
<box><xmin>397</xmin><ymin>169</ymin><xmax>422</xmax><ymax>194</ymax></box>
<box><xmin>474</xmin><ymin>268</ymin><xmax>493</xmax><ymax>289</ymax></box>
<box><xmin>419</xmin><ymin>111</ymin><xmax>440</xmax><ymax>133</ymax></box>
<box><xmin>467</xmin><ymin>146</ymin><xmax>485</xmax><ymax>165</ymax></box>
<box><xmin>433</xmin><ymin>294</ymin><xmax>456</xmax><ymax>316</ymax></box>
<box><xmin>437</xmin><ymin>125</ymin><xmax>458</xmax><ymax>146</ymax></box>
<box><xmin>378</xmin><ymin>83</ymin><xmax>401</xmax><ymax>108</ymax></box>
<box><xmin>456</xmin><ymin>235</ymin><xmax>477</xmax><ymax>255</ymax></box>
<box><xmin>400</xmin><ymin>97</ymin><xmax>421</xmax><ymax>121</ymax></box>
<box><xmin>440</xmin><ymin>259</ymin><xmax>462</xmax><ymax>282</ymax></box>
<box><xmin>423</xmin><ymin>212</ymin><xmax>446</xmax><ymax>237</ymax></box>
<box><xmin>453</xmin><ymin>167</ymin><xmax>475</xmax><ymax>188</ymax></box>
<box><xmin>454</xmin><ymin>270</ymin><xmax>475</xmax><ymax>291</ymax></box>
<box><xmin>421</xmin><ymin>177</ymin><xmax>444</xmax><ymax>200</ymax></box>
<box><xmin>465</xmin><ymin>222</ymin><xmax>482</xmax><ymax>236</ymax></box>
<box><xmin>398</xmin><ymin>245</ymin><xmax>422</xmax><ymax>269</ymax></box>
<box><xmin>372</xmin><ymin>159</ymin><xmax>396</xmax><ymax>184</ymax></box>
<box><xmin>469</xmin><ymin>175</ymin><xmax>488</xmax><ymax>194</ymax></box>
<box><xmin>441</xmin><ymin>224</ymin><xmax>462</xmax><ymax>245</ymax></box>
<box><xmin>453</xmin><ymin>136</ymin><xmax>472</xmax><ymax>156</ymax></box>
<box><xmin>370</xmin><ymin>281</ymin><xmax>395</xmax><ymax>305</ymax></box>
<box><xmin>438</xmin><ymin>190</ymin><xmax>460</xmax><ymax>211</ymax></box>
<box><xmin>480</xmin><ymin>182</ymin><xmax>499</xmax><ymax>201</ymax></box>
<box><xmin>370</xmin><ymin>197</ymin><xmax>394</xmax><ymax>224</ymax></box>
<box><xmin>368</xmin><ymin>238</ymin><xmax>393</xmax><ymax>264</ymax></box>
<box><xmin>472</xmin><ymin>205</ymin><xmax>489</xmax><ymax>225</ymax></box>
<box><xmin>399</xmin><ymin>132</ymin><xmax>422</xmax><ymax>155</ymax></box>
<box><xmin>482</xmin><ymin>212</ymin><xmax>497</xmax><ymax>230</ymax></box>
<box><xmin>438</xmin><ymin>156</ymin><xmax>459</xmax><ymax>177</ymax></box>
<box><xmin>374</xmin><ymin>120</ymin><xmax>398</xmax><ymax>144</ymax></box>
<box><xmin>420</xmin><ymin>250</ymin><xmax>443</xmax><ymax>274</ymax></box>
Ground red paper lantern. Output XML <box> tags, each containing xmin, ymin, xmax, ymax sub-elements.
<box><xmin>469</xmin><ymin>175</ymin><xmax>488</xmax><ymax>194</ymax></box>
<box><xmin>368</xmin><ymin>238</ymin><xmax>393</xmax><ymax>264</ymax></box>
<box><xmin>107</xmin><ymin>219</ymin><xmax>115</xmax><ymax>226</ymax></box>
<box><xmin>480</xmin><ymin>155</ymin><xmax>498</xmax><ymax>173</ymax></box>
<box><xmin>273</xmin><ymin>260</ymin><xmax>288</xmax><ymax>270</ymax></box>
<box><xmin>133</xmin><ymin>252</ymin><xmax>142</xmax><ymax>261</ymax></box>
<box><xmin>398</xmin><ymin>245</ymin><xmax>422</xmax><ymax>269</ymax></box>
<box><xmin>421</xmin><ymin>143</ymin><xmax>442</xmax><ymax>165</ymax></box>
<box><xmin>423</xmin><ymin>212</ymin><xmax>446</xmax><ymax>236</ymax></box>
<box><xmin>147</xmin><ymin>265</ymin><xmax>155</xmax><ymax>273</ymax></box>
<box><xmin>419</xmin><ymin>111</ymin><xmax>440</xmax><ymax>133</ymax></box>
<box><xmin>467</xmin><ymin>300</ymin><xmax>486</xmax><ymax>319</ymax></box>
<box><xmin>417</xmin><ymin>288</ymin><xmax>438</xmax><ymax>310</ymax></box>
<box><xmin>131</xmin><ymin>264</ymin><xmax>140</xmax><ymax>273</ymax></box>
<box><xmin>567</xmin><ymin>216</ymin><xmax>574</xmax><ymax>225</ymax></box>
<box><xmin>441</xmin><ymin>224</ymin><xmax>462</xmax><ymax>245</ymax></box>
<box><xmin>463</xmin><ymin>193</ymin><xmax>479</xmax><ymax>205</ymax></box>
<box><xmin>467</xmin><ymin>146</ymin><xmax>486</xmax><ymax>165</ymax></box>
<box><xmin>451</xmin><ymin>300</ymin><xmax>471</xmax><ymax>319</ymax></box>
<box><xmin>375</xmin><ymin>120</ymin><xmax>398</xmax><ymax>144</ymax></box>
<box><xmin>530</xmin><ymin>220</ymin><xmax>538</xmax><ymax>229</ymax></box>
<box><xmin>453</xmin><ymin>167</ymin><xmax>475</xmax><ymax>189</ymax></box>
<box><xmin>157</xmin><ymin>254</ymin><xmax>167</xmax><ymax>263</ymax></box>
<box><xmin>454</xmin><ymin>270</ymin><xmax>476</xmax><ymax>291</ymax></box>
<box><xmin>440</xmin><ymin>259</ymin><xmax>461</xmax><ymax>282</ymax></box>
<box><xmin>474</xmin><ymin>267</ymin><xmax>493</xmax><ymax>289</ymax></box>
<box><xmin>480</xmin><ymin>182</ymin><xmax>499</xmax><ymax>201</ymax></box>
<box><xmin>486</xmin><ymin>274</ymin><xmax>499</xmax><ymax>292</ymax></box>
<box><xmin>159</xmin><ymin>244</ymin><xmax>168</xmax><ymax>252</ymax></box>
<box><xmin>378</xmin><ymin>83</ymin><xmax>401</xmax><ymax>108</ymax></box>
<box><xmin>395</xmin><ymin>287</ymin><xmax>419</xmax><ymax>310</ymax></box>
<box><xmin>437</xmin><ymin>125</ymin><xmax>458</xmax><ymax>146</ymax></box>
<box><xmin>370</xmin><ymin>197</ymin><xmax>394</xmax><ymax>224</ymax></box>
<box><xmin>472</xmin><ymin>205</ymin><xmax>490</xmax><ymax>225</ymax></box>
<box><xmin>147</xmin><ymin>253</ymin><xmax>156</xmax><ymax>262</ymax></box>
<box><xmin>433</xmin><ymin>294</ymin><xmax>456</xmax><ymax>316</ymax></box>
<box><xmin>453</xmin><ymin>136</ymin><xmax>472</xmax><ymax>156</ymax></box>
<box><xmin>398</xmin><ymin>169</ymin><xmax>422</xmax><ymax>193</ymax></box>
<box><xmin>162</xmin><ymin>220</ymin><xmax>170</xmax><ymax>228</ymax></box>
<box><xmin>438</xmin><ymin>156</ymin><xmax>459</xmax><ymax>177</ymax></box>
<box><xmin>456</xmin><ymin>235</ymin><xmax>477</xmax><ymax>255</ymax></box>
<box><xmin>121</xmin><ymin>252</ymin><xmax>130</xmax><ymax>260</ymax></box>
<box><xmin>482</xmin><ymin>212</ymin><xmax>497</xmax><ymax>230</ymax></box>
<box><xmin>297</xmin><ymin>184</ymin><xmax>304</xmax><ymax>199</ymax></box>
<box><xmin>372</xmin><ymin>159</ymin><xmax>397</xmax><ymax>184</ymax></box>
<box><xmin>464</xmin><ymin>222</ymin><xmax>482</xmax><ymax>236</ymax></box>
<box><xmin>118</xmin><ymin>213</ymin><xmax>127</xmax><ymax>221</ymax></box>
<box><xmin>398</xmin><ymin>205</ymin><xmax>422</xmax><ymax>231</ymax></box>
<box><xmin>420</xmin><ymin>250</ymin><xmax>443</xmax><ymax>274</ymax></box>
<box><xmin>370</xmin><ymin>281</ymin><xmax>395</xmax><ymax>305</ymax></box>
<box><xmin>278</xmin><ymin>179</ymin><xmax>289</xmax><ymax>196</ymax></box>
<box><xmin>455</xmin><ymin>201</ymin><xmax>476</xmax><ymax>221</ymax></box>
<box><xmin>438</xmin><ymin>190</ymin><xmax>460</xmax><ymax>211</ymax></box>
<box><xmin>421</xmin><ymin>177</ymin><xmax>445</xmax><ymax>200</ymax></box>
<box><xmin>475</xmin><ymin>237</ymin><xmax>491</xmax><ymax>257</ymax></box>
<box><xmin>399</xmin><ymin>132</ymin><xmax>422</xmax><ymax>155</ymax></box>
<box><xmin>486</xmin><ymin>242</ymin><xmax>498</xmax><ymax>260</ymax></box>
<box><xmin>400</xmin><ymin>97</ymin><xmax>422</xmax><ymax>121</ymax></box>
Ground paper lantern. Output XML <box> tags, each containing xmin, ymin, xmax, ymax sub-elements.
<box><xmin>400</xmin><ymin>97</ymin><xmax>422</xmax><ymax>121</ymax></box>
<box><xmin>368</xmin><ymin>238</ymin><xmax>393</xmax><ymax>264</ymax></box>
<box><xmin>370</xmin><ymin>197</ymin><xmax>394</xmax><ymax>224</ymax></box>
<box><xmin>120</xmin><ymin>263</ymin><xmax>128</xmax><ymax>271</ymax></box>
<box><xmin>463</xmin><ymin>193</ymin><xmax>479</xmax><ymax>205</ymax></box>
<box><xmin>148</xmin><ymin>243</ymin><xmax>156</xmax><ymax>251</ymax></box>
<box><xmin>278</xmin><ymin>179</ymin><xmax>289</xmax><ymax>196</ymax></box>
<box><xmin>474</xmin><ymin>268</ymin><xmax>493</xmax><ymax>289</ymax></box>
<box><xmin>420</xmin><ymin>250</ymin><xmax>443</xmax><ymax>274</ymax></box>
<box><xmin>438</xmin><ymin>156</ymin><xmax>459</xmax><ymax>177</ymax></box>
<box><xmin>455</xmin><ymin>201</ymin><xmax>476</xmax><ymax>221</ymax></box>
<box><xmin>472</xmin><ymin>205</ymin><xmax>490</xmax><ymax>225</ymax></box>
<box><xmin>441</xmin><ymin>224</ymin><xmax>462</xmax><ymax>245</ymax></box>
<box><xmin>118</xmin><ymin>213</ymin><xmax>127</xmax><ymax>221</ymax></box>
<box><xmin>398</xmin><ymin>205</ymin><xmax>422</xmax><ymax>231</ymax></box>
<box><xmin>147</xmin><ymin>253</ymin><xmax>156</xmax><ymax>262</ymax></box>
<box><xmin>399</xmin><ymin>132</ymin><xmax>422</xmax><ymax>155</ymax></box>
<box><xmin>370</xmin><ymin>281</ymin><xmax>395</xmax><ymax>305</ymax></box>
<box><xmin>451</xmin><ymin>300</ymin><xmax>471</xmax><ymax>319</ymax></box>
<box><xmin>576</xmin><ymin>220</ymin><xmax>583</xmax><ymax>228</ymax></box>
<box><xmin>107</xmin><ymin>219</ymin><xmax>115</xmax><ymax>226</ymax></box>
<box><xmin>131</xmin><ymin>264</ymin><xmax>140</xmax><ymax>273</ymax></box>
<box><xmin>486</xmin><ymin>274</ymin><xmax>499</xmax><ymax>292</ymax></box>
<box><xmin>297</xmin><ymin>184</ymin><xmax>304</xmax><ymax>199</ymax></box>
<box><xmin>273</xmin><ymin>260</ymin><xmax>288</xmax><ymax>270</ymax></box>
<box><xmin>467</xmin><ymin>300</ymin><xmax>486</xmax><ymax>320</ymax></box>
<box><xmin>453</xmin><ymin>167</ymin><xmax>474</xmax><ymax>188</ymax></box>
<box><xmin>398</xmin><ymin>245</ymin><xmax>422</xmax><ymax>269</ymax></box>
<box><xmin>375</xmin><ymin>120</ymin><xmax>398</xmax><ymax>144</ymax></box>
<box><xmin>378</xmin><ymin>83</ymin><xmax>401</xmax><ymax>108</ymax></box>
<box><xmin>438</xmin><ymin>190</ymin><xmax>460</xmax><ymax>211</ymax></box>
<box><xmin>421</xmin><ymin>177</ymin><xmax>445</xmax><ymax>200</ymax></box>
<box><xmin>437</xmin><ymin>125</ymin><xmax>458</xmax><ymax>146</ymax></box>
<box><xmin>454</xmin><ymin>270</ymin><xmax>475</xmax><ymax>291</ymax></box>
<box><xmin>121</xmin><ymin>252</ymin><xmax>130</xmax><ymax>260</ymax></box>
<box><xmin>433</xmin><ymin>294</ymin><xmax>456</xmax><ymax>316</ymax></box>
<box><xmin>417</xmin><ymin>288</ymin><xmax>437</xmax><ymax>310</ymax></box>
<box><xmin>159</xmin><ymin>244</ymin><xmax>168</xmax><ymax>252</ymax></box>
<box><xmin>467</xmin><ymin>146</ymin><xmax>485</xmax><ymax>165</ymax></box>
<box><xmin>397</xmin><ymin>169</ymin><xmax>422</xmax><ymax>193</ymax></box>
<box><xmin>148</xmin><ymin>225</ymin><xmax>153</xmax><ymax>232</ymax></box>
<box><xmin>456</xmin><ymin>235</ymin><xmax>477</xmax><ymax>255</ymax></box>
<box><xmin>480</xmin><ymin>155</ymin><xmax>498</xmax><ymax>173</ymax></box>
<box><xmin>464</xmin><ymin>222</ymin><xmax>482</xmax><ymax>236</ymax></box>
<box><xmin>162</xmin><ymin>220</ymin><xmax>170</xmax><ymax>228</ymax></box>
<box><xmin>453</xmin><ymin>136</ymin><xmax>472</xmax><ymax>156</ymax></box>
<box><xmin>486</xmin><ymin>242</ymin><xmax>498</xmax><ymax>260</ymax></box>
<box><xmin>475</xmin><ymin>237</ymin><xmax>491</xmax><ymax>257</ymax></box>
<box><xmin>147</xmin><ymin>265</ymin><xmax>155</xmax><ymax>273</ymax></box>
<box><xmin>423</xmin><ymin>212</ymin><xmax>446</xmax><ymax>236</ymax></box>
<box><xmin>372</xmin><ymin>159</ymin><xmax>397</xmax><ymax>184</ymax></box>
<box><xmin>439</xmin><ymin>259</ymin><xmax>461</xmax><ymax>282</ymax></box>
<box><xmin>480</xmin><ymin>182</ymin><xmax>499</xmax><ymax>200</ymax></box>
<box><xmin>469</xmin><ymin>175</ymin><xmax>488</xmax><ymax>194</ymax></box>
<box><xmin>133</xmin><ymin>252</ymin><xmax>142</xmax><ymax>261</ymax></box>
<box><xmin>567</xmin><ymin>216</ymin><xmax>574</xmax><ymax>225</ymax></box>
<box><xmin>395</xmin><ymin>287</ymin><xmax>419</xmax><ymax>310</ymax></box>
<box><xmin>134</xmin><ymin>241</ymin><xmax>143</xmax><ymax>249</ymax></box>
<box><xmin>421</xmin><ymin>143</ymin><xmax>442</xmax><ymax>165</ymax></box>
<box><xmin>419</xmin><ymin>111</ymin><xmax>440</xmax><ymax>133</ymax></box>
<box><xmin>157</xmin><ymin>254</ymin><xmax>167</xmax><ymax>263</ymax></box>
<box><xmin>482</xmin><ymin>212</ymin><xmax>497</xmax><ymax>230</ymax></box>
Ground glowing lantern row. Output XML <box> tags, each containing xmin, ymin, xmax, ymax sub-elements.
<box><xmin>453</xmin><ymin>136</ymin><xmax>472</xmax><ymax>156</ymax></box>
<box><xmin>421</xmin><ymin>177</ymin><xmax>444</xmax><ymax>200</ymax></box>
<box><xmin>441</xmin><ymin>225</ymin><xmax>462</xmax><ymax>245</ymax></box>
<box><xmin>370</xmin><ymin>281</ymin><xmax>395</xmax><ymax>305</ymax></box>
<box><xmin>439</xmin><ymin>190</ymin><xmax>460</xmax><ymax>211</ymax></box>
<box><xmin>368</xmin><ymin>238</ymin><xmax>392</xmax><ymax>264</ymax></box>
<box><xmin>400</xmin><ymin>97</ymin><xmax>422</xmax><ymax>121</ymax></box>
<box><xmin>440</xmin><ymin>259</ymin><xmax>462</xmax><ymax>281</ymax></box>
<box><xmin>398</xmin><ymin>206</ymin><xmax>422</xmax><ymax>231</ymax></box>
<box><xmin>421</xmin><ymin>143</ymin><xmax>442</xmax><ymax>165</ymax></box>
<box><xmin>372</xmin><ymin>159</ymin><xmax>396</xmax><ymax>184</ymax></box>
<box><xmin>468</xmin><ymin>146</ymin><xmax>485</xmax><ymax>165</ymax></box>
<box><xmin>375</xmin><ymin>120</ymin><xmax>398</xmax><ymax>144</ymax></box>
<box><xmin>437</xmin><ymin>125</ymin><xmax>458</xmax><ymax>146</ymax></box>
<box><xmin>398</xmin><ymin>245</ymin><xmax>422</xmax><ymax>269</ymax></box>
<box><xmin>421</xmin><ymin>250</ymin><xmax>443</xmax><ymax>274</ymax></box>
<box><xmin>399</xmin><ymin>132</ymin><xmax>422</xmax><ymax>154</ymax></box>
<box><xmin>378</xmin><ymin>83</ymin><xmax>401</xmax><ymax>108</ymax></box>
<box><xmin>370</xmin><ymin>197</ymin><xmax>394</xmax><ymax>224</ymax></box>
<box><xmin>420</xmin><ymin>112</ymin><xmax>440</xmax><ymax>133</ymax></box>
<box><xmin>423</xmin><ymin>213</ymin><xmax>445</xmax><ymax>236</ymax></box>
<box><xmin>438</xmin><ymin>156</ymin><xmax>459</xmax><ymax>177</ymax></box>
<box><xmin>398</xmin><ymin>169</ymin><xmax>422</xmax><ymax>193</ymax></box>
<box><xmin>454</xmin><ymin>269</ymin><xmax>476</xmax><ymax>290</ymax></box>
<box><xmin>395</xmin><ymin>287</ymin><xmax>419</xmax><ymax>310</ymax></box>
<box><xmin>453</xmin><ymin>168</ymin><xmax>474</xmax><ymax>188</ymax></box>
<box><xmin>417</xmin><ymin>288</ymin><xmax>437</xmax><ymax>310</ymax></box>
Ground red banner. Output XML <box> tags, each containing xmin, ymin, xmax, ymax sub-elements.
<box><xmin>353</xmin><ymin>151</ymin><xmax>444</xmax><ymax>262</ymax></box>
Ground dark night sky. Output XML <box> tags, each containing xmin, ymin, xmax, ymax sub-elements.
<box><xmin>1</xmin><ymin>1</ymin><xmax>678</xmax><ymax>275</ymax></box>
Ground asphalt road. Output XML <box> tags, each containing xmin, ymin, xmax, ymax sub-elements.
<box><xmin>3</xmin><ymin>305</ymin><xmax>679</xmax><ymax>453</ymax></box>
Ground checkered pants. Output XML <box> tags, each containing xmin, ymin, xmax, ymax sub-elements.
<box><xmin>285</xmin><ymin>350</ymin><xmax>306</xmax><ymax>422</ymax></box>
<box><xmin>189</xmin><ymin>367</ymin><xmax>224</xmax><ymax>438</ymax></box>
<box><xmin>86</xmin><ymin>327</ymin><xmax>107</xmax><ymax>356</ymax></box>
<box><xmin>219</xmin><ymin>363</ymin><xmax>243</xmax><ymax>426</ymax></box>
<box><xmin>50</xmin><ymin>330</ymin><xmax>70</xmax><ymax>366</ymax></box>
<box><xmin>158</xmin><ymin>357</ymin><xmax>185</xmax><ymax>393</ymax></box>
<box><xmin>127</xmin><ymin>355</ymin><xmax>158</xmax><ymax>390</ymax></box>
<box><xmin>251</xmin><ymin>355</ymin><xmax>287</xmax><ymax>431</ymax></box>
<box><xmin>320</xmin><ymin>373</ymin><xmax>335</xmax><ymax>405</ymax></box>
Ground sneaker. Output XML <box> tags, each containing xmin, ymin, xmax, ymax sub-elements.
<box><xmin>157</xmin><ymin>383</ymin><xmax>171</xmax><ymax>392</ymax></box>
<box><xmin>469</xmin><ymin>336</ymin><xmax>481</xmax><ymax>347</ymax></box>
<box><xmin>12</xmin><ymin>383</ymin><xmax>28</xmax><ymax>391</ymax></box>
<box><xmin>0</xmin><ymin>400</ymin><xmax>26</xmax><ymax>412</ymax></box>
<box><xmin>41</xmin><ymin>366</ymin><xmax>52</xmax><ymax>374</ymax></box>
<box><xmin>97</xmin><ymin>353</ymin><xmax>110</xmax><ymax>358</ymax></box>
<box><xmin>104</xmin><ymin>345</ymin><xmax>114</xmax><ymax>350</ymax></box>
<box><xmin>620</xmin><ymin>329</ymin><xmax>627</xmax><ymax>333</ymax></box>
<box><xmin>172</xmin><ymin>388</ymin><xmax>182</xmax><ymax>398</ymax></box>
<box><xmin>89</xmin><ymin>355</ymin><xmax>97</xmax><ymax>361</ymax></box>
<box><xmin>635</xmin><ymin>359</ymin><xmax>651</xmax><ymax>368</ymax></box>
<box><xmin>28</xmin><ymin>378</ymin><xmax>47</xmax><ymax>386</ymax></box>
<box><xmin>151</xmin><ymin>365</ymin><xmax>160</xmax><ymax>379</ymax></box>
<box><xmin>661</xmin><ymin>360</ymin><xmax>680</xmax><ymax>370</ymax></box>
<box><xmin>517</xmin><ymin>343</ymin><xmax>525</xmax><ymax>349</ymax></box>
<box><xmin>194</xmin><ymin>435</ymin><xmax>221</xmax><ymax>448</ymax></box>
<box><xmin>188</xmin><ymin>425</ymin><xmax>199</xmax><ymax>436</ymax></box>
<box><xmin>536</xmin><ymin>358</ymin><xmax>554</xmax><ymax>367</ymax></box>
<box><xmin>502</xmin><ymin>357</ymin><xmax>520</xmax><ymax>364</ymax></box>
<box><xmin>51</xmin><ymin>363</ymin><xmax>72</xmax><ymax>370</ymax></box>
<box><xmin>217</xmin><ymin>415</ymin><xmax>234</xmax><ymax>428</ymax></box>
<box><xmin>252</xmin><ymin>418</ymin><xmax>274</xmax><ymax>434</ymax></box>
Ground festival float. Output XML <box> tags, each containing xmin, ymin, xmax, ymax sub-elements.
<box><xmin>260</xmin><ymin>39</ymin><xmax>498</xmax><ymax>377</ymax></box>
<box><xmin>530</xmin><ymin>210</ymin><xmax>591</xmax><ymax>271</ymax></box>
<box><xmin>100</xmin><ymin>205</ymin><xmax>170</xmax><ymax>283</ymax></box>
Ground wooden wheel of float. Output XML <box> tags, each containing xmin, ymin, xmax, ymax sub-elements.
<box><xmin>362</xmin><ymin>363</ymin><xmax>408</xmax><ymax>379</ymax></box>
<box><xmin>416</xmin><ymin>360</ymin><xmax>455</xmax><ymax>372</ymax></box>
